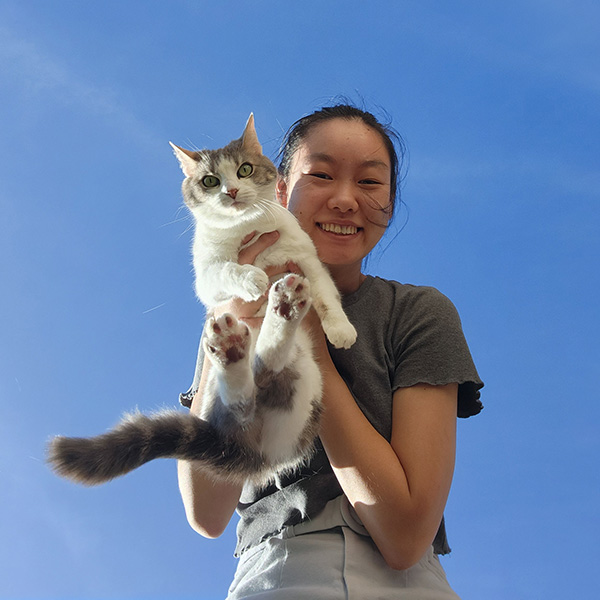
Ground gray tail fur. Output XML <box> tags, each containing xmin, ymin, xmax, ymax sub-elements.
<box><xmin>47</xmin><ymin>410</ymin><xmax>262</xmax><ymax>486</ymax></box>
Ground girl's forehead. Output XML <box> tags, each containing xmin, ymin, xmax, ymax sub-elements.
<box><xmin>295</xmin><ymin>119</ymin><xmax>391</xmax><ymax>168</ymax></box>
<box><xmin>298</xmin><ymin>119</ymin><xmax>389</xmax><ymax>156</ymax></box>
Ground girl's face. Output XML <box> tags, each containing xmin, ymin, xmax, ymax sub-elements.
<box><xmin>277</xmin><ymin>118</ymin><xmax>392</xmax><ymax>272</ymax></box>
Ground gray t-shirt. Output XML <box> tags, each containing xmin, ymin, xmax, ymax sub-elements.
<box><xmin>181</xmin><ymin>276</ymin><xmax>484</xmax><ymax>556</ymax></box>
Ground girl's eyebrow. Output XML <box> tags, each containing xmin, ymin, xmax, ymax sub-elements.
<box><xmin>307</xmin><ymin>152</ymin><xmax>335</xmax><ymax>164</ymax></box>
<box><xmin>361</xmin><ymin>159</ymin><xmax>390</xmax><ymax>170</ymax></box>
<box><xmin>307</xmin><ymin>153</ymin><xmax>389</xmax><ymax>170</ymax></box>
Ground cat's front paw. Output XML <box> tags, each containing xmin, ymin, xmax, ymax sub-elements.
<box><xmin>269</xmin><ymin>274</ymin><xmax>311</xmax><ymax>322</ymax></box>
<box><xmin>238</xmin><ymin>265</ymin><xmax>269</xmax><ymax>301</ymax></box>
<box><xmin>203</xmin><ymin>313</ymin><xmax>251</xmax><ymax>367</ymax></box>
<box><xmin>323</xmin><ymin>318</ymin><xmax>357</xmax><ymax>350</ymax></box>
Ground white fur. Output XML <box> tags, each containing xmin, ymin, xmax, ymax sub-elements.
<box><xmin>259</xmin><ymin>330</ymin><xmax>322</xmax><ymax>464</ymax></box>
<box><xmin>187</xmin><ymin>167</ymin><xmax>356</xmax><ymax>348</ymax></box>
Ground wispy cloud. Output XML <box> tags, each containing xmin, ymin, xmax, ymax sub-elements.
<box><xmin>0</xmin><ymin>24</ymin><xmax>158</xmax><ymax>148</ymax></box>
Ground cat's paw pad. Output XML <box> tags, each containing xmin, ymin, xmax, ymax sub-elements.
<box><xmin>239</xmin><ymin>266</ymin><xmax>269</xmax><ymax>301</ymax></box>
<box><xmin>269</xmin><ymin>274</ymin><xmax>311</xmax><ymax>321</ymax></box>
<box><xmin>203</xmin><ymin>313</ymin><xmax>251</xmax><ymax>367</ymax></box>
<box><xmin>323</xmin><ymin>319</ymin><xmax>357</xmax><ymax>349</ymax></box>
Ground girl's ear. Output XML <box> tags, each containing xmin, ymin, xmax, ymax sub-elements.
<box><xmin>276</xmin><ymin>178</ymin><xmax>288</xmax><ymax>208</ymax></box>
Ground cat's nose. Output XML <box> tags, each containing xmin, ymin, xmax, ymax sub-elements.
<box><xmin>226</xmin><ymin>188</ymin><xmax>239</xmax><ymax>199</ymax></box>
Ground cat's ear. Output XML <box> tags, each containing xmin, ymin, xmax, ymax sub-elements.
<box><xmin>169</xmin><ymin>142</ymin><xmax>198</xmax><ymax>178</ymax></box>
<box><xmin>241</xmin><ymin>113</ymin><xmax>263</xmax><ymax>155</ymax></box>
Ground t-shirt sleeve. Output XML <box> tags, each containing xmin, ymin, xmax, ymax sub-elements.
<box><xmin>392</xmin><ymin>286</ymin><xmax>483</xmax><ymax>418</ymax></box>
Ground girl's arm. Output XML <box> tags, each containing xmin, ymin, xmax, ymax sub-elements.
<box><xmin>309</xmin><ymin>312</ymin><xmax>458</xmax><ymax>570</ymax></box>
<box><xmin>177</xmin><ymin>362</ymin><xmax>244</xmax><ymax>538</ymax></box>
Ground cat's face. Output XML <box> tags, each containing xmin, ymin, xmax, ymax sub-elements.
<box><xmin>183</xmin><ymin>149</ymin><xmax>277</xmax><ymax>218</ymax></box>
<box><xmin>172</xmin><ymin>115</ymin><xmax>278</xmax><ymax>223</ymax></box>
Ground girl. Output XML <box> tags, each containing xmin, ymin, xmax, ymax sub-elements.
<box><xmin>178</xmin><ymin>105</ymin><xmax>483</xmax><ymax>599</ymax></box>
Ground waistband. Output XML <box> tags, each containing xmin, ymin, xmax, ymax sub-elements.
<box><xmin>285</xmin><ymin>495</ymin><xmax>370</xmax><ymax>538</ymax></box>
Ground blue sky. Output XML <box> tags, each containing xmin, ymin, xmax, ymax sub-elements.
<box><xmin>1</xmin><ymin>1</ymin><xmax>598</xmax><ymax>598</ymax></box>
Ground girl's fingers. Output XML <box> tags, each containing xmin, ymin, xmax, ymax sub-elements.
<box><xmin>263</xmin><ymin>261</ymin><xmax>303</xmax><ymax>280</ymax></box>
<box><xmin>238</xmin><ymin>231</ymin><xmax>280</xmax><ymax>265</ymax></box>
<box><xmin>212</xmin><ymin>295</ymin><xmax>267</xmax><ymax>324</ymax></box>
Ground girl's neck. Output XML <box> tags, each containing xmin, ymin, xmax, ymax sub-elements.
<box><xmin>326</xmin><ymin>264</ymin><xmax>366</xmax><ymax>295</ymax></box>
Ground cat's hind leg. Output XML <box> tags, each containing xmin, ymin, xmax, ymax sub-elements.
<box><xmin>254</xmin><ymin>273</ymin><xmax>311</xmax><ymax>373</ymax></box>
<box><xmin>254</xmin><ymin>274</ymin><xmax>322</xmax><ymax>470</ymax></box>
<box><xmin>203</xmin><ymin>314</ymin><xmax>255</xmax><ymax>423</ymax></box>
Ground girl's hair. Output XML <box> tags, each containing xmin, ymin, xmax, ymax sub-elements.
<box><xmin>277</xmin><ymin>104</ymin><xmax>407</xmax><ymax>220</ymax></box>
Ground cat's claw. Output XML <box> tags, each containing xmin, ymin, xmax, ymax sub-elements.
<box><xmin>203</xmin><ymin>313</ymin><xmax>251</xmax><ymax>367</ymax></box>
<box><xmin>269</xmin><ymin>274</ymin><xmax>311</xmax><ymax>322</ymax></box>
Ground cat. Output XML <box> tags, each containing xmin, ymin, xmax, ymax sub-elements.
<box><xmin>48</xmin><ymin>114</ymin><xmax>356</xmax><ymax>488</ymax></box>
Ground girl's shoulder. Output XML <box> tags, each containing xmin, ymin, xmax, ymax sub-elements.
<box><xmin>349</xmin><ymin>276</ymin><xmax>459</xmax><ymax>318</ymax></box>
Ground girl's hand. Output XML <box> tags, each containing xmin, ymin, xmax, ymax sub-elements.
<box><xmin>238</xmin><ymin>231</ymin><xmax>279</xmax><ymax>265</ymax></box>
<box><xmin>213</xmin><ymin>231</ymin><xmax>295</xmax><ymax>328</ymax></box>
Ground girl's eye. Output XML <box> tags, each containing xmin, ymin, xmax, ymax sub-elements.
<box><xmin>202</xmin><ymin>175</ymin><xmax>220</xmax><ymax>188</ymax></box>
<box><xmin>360</xmin><ymin>179</ymin><xmax>381</xmax><ymax>185</ymax></box>
<box><xmin>237</xmin><ymin>163</ymin><xmax>253</xmax><ymax>178</ymax></box>
<box><xmin>310</xmin><ymin>172</ymin><xmax>332</xmax><ymax>180</ymax></box>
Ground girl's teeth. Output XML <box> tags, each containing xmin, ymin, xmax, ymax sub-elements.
<box><xmin>320</xmin><ymin>223</ymin><xmax>358</xmax><ymax>235</ymax></box>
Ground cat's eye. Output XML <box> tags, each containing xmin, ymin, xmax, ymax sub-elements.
<box><xmin>202</xmin><ymin>175</ymin><xmax>220</xmax><ymax>188</ymax></box>
<box><xmin>237</xmin><ymin>163</ymin><xmax>253</xmax><ymax>178</ymax></box>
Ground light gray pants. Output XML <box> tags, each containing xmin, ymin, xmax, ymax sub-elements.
<box><xmin>227</xmin><ymin>496</ymin><xmax>461</xmax><ymax>599</ymax></box>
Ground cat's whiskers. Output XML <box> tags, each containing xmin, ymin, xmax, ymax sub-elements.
<box><xmin>255</xmin><ymin>204</ymin><xmax>277</xmax><ymax>228</ymax></box>
<box><xmin>159</xmin><ymin>204</ymin><xmax>192</xmax><ymax>228</ymax></box>
<box><xmin>255</xmin><ymin>197</ymin><xmax>280</xmax><ymax>228</ymax></box>
<box><xmin>160</xmin><ymin>203</ymin><xmax>186</xmax><ymax>224</ymax></box>
<box><xmin>159</xmin><ymin>215</ymin><xmax>191</xmax><ymax>229</ymax></box>
<box><xmin>177</xmin><ymin>220</ymin><xmax>195</xmax><ymax>239</ymax></box>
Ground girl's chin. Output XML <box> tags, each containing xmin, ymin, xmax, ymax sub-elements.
<box><xmin>318</xmin><ymin>252</ymin><xmax>363</xmax><ymax>269</ymax></box>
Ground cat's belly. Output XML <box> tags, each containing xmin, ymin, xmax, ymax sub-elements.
<box><xmin>259</xmin><ymin>349</ymin><xmax>322</xmax><ymax>466</ymax></box>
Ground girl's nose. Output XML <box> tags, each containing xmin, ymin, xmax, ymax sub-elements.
<box><xmin>327</xmin><ymin>182</ymin><xmax>359</xmax><ymax>213</ymax></box>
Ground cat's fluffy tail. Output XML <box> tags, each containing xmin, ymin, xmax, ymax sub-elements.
<box><xmin>47</xmin><ymin>410</ymin><xmax>261</xmax><ymax>486</ymax></box>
